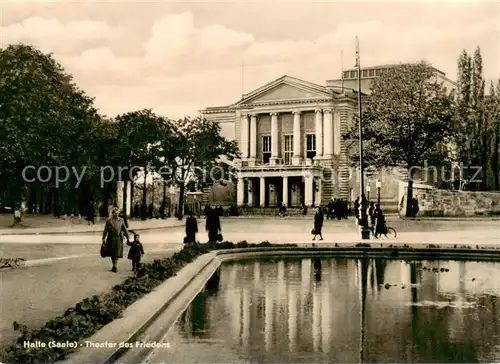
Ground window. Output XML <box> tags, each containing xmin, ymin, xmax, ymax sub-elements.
<box><xmin>349</xmin><ymin>71</ymin><xmax>356</xmax><ymax>78</ymax></box>
<box><xmin>369</xmin><ymin>69</ymin><xmax>375</xmax><ymax>77</ymax></box>
<box><xmin>343</xmin><ymin>71</ymin><xmax>350</xmax><ymax>79</ymax></box>
<box><xmin>283</xmin><ymin>135</ymin><xmax>293</xmax><ymax>165</ymax></box>
<box><xmin>262</xmin><ymin>135</ymin><xmax>271</xmax><ymax>164</ymax></box>
<box><xmin>375</xmin><ymin>69</ymin><xmax>381</xmax><ymax>76</ymax></box>
<box><xmin>306</xmin><ymin>134</ymin><xmax>316</xmax><ymax>159</ymax></box>
<box><xmin>362</xmin><ymin>70</ymin><xmax>368</xmax><ymax>77</ymax></box>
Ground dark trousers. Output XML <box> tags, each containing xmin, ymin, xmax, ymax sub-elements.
<box><xmin>132</xmin><ymin>259</ymin><xmax>141</xmax><ymax>272</ymax></box>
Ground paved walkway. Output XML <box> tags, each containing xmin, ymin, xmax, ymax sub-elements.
<box><xmin>0</xmin><ymin>217</ymin><xmax>498</xmax><ymax>357</ymax></box>
<box><xmin>0</xmin><ymin>217</ymin><xmax>187</xmax><ymax>235</ymax></box>
<box><xmin>0</xmin><ymin>247</ymin><xmax>182</xmax><ymax>355</ymax></box>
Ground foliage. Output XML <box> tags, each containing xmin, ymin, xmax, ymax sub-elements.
<box><xmin>0</xmin><ymin>44</ymin><xmax>100</xmax><ymax>211</ymax></box>
<box><xmin>454</xmin><ymin>46</ymin><xmax>499</xmax><ymax>191</ymax></box>
<box><xmin>344</xmin><ymin>62</ymin><xmax>455</xmax><ymax>216</ymax></box>
<box><xmin>169</xmin><ymin>117</ymin><xmax>240</xmax><ymax>216</ymax></box>
<box><xmin>3</xmin><ymin>241</ymin><xmax>296</xmax><ymax>364</ymax></box>
<box><xmin>345</xmin><ymin>62</ymin><xmax>455</xmax><ymax>170</ymax></box>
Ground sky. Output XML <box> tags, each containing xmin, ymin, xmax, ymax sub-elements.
<box><xmin>1</xmin><ymin>0</ymin><xmax>499</xmax><ymax>119</ymax></box>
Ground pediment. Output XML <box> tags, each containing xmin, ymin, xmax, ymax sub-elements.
<box><xmin>235</xmin><ymin>76</ymin><xmax>331</xmax><ymax>106</ymax></box>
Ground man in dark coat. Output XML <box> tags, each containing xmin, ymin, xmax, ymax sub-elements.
<box><xmin>312</xmin><ymin>207</ymin><xmax>324</xmax><ymax>240</ymax></box>
<box><xmin>206</xmin><ymin>208</ymin><xmax>221</xmax><ymax>243</ymax></box>
<box><xmin>185</xmin><ymin>210</ymin><xmax>198</xmax><ymax>244</ymax></box>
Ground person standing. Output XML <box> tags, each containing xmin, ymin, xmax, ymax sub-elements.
<box><xmin>102</xmin><ymin>207</ymin><xmax>130</xmax><ymax>272</ymax></box>
<box><xmin>206</xmin><ymin>208</ymin><xmax>221</xmax><ymax>243</ymax></box>
<box><xmin>185</xmin><ymin>210</ymin><xmax>198</xmax><ymax>244</ymax></box>
<box><xmin>312</xmin><ymin>207</ymin><xmax>324</xmax><ymax>241</ymax></box>
<box><xmin>127</xmin><ymin>233</ymin><xmax>144</xmax><ymax>273</ymax></box>
<box><xmin>86</xmin><ymin>202</ymin><xmax>95</xmax><ymax>225</ymax></box>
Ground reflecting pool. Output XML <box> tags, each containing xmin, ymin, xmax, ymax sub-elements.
<box><xmin>148</xmin><ymin>258</ymin><xmax>500</xmax><ymax>363</ymax></box>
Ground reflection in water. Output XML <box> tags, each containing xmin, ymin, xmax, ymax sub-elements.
<box><xmin>149</xmin><ymin>258</ymin><xmax>500</xmax><ymax>363</ymax></box>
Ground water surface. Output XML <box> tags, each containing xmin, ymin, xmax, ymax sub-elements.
<box><xmin>148</xmin><ymin>257</ymin><xmax>500</xmax><ymax>363</ymax></box>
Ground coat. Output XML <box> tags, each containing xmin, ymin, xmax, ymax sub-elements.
<box><xmin>127</xmin><ymin>241</ymin><xmax>144</xmax><ymax>261</ymax></box>
<box><xmin>206</xmin><ymin>210</ymin><xmax>221</xmax><ymax>233</ymax></box>
<box><xmin>185</xmin><ymin>216</ymin><xmax>198</xmax><ymax>243</ymax></box>
<box><xmin>102</xmin><ymin>217</ymin><xmax>129</xmax><ymax>259</ymax></box>
<box><xmin>314</xmin><ymin>211</ymin><xmax>324</xmax><ymax>233</ymax></box>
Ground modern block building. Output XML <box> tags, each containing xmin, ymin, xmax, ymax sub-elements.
<box><xmin>200</xmin><ymin>64</ymin><xmax>456</xmax><ymax>210</ymax></box>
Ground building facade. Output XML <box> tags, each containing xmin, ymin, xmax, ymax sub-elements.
<box><xmin>201</xmin><ymin>64</ymin><xmax>456</xmax><ymax>210</ymax></box>
<box><xmin>202</xmin><ymin>75</ymin><xmax>360</xmax><ymax>208</ymax></box>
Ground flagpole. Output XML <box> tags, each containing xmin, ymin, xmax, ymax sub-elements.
<box><xmin>356</xmin><ymin>36</ymin><xmax>370</xmax><ymax>240</ymax></box>
<box><xmin>341</xmin><ymin>50</ymin><xmax>344</xmax><ymax>94</ymax></box>
<box><xmin>241</xmin><ymin>60</ymin><xmax>245</xmax><ymax>98</ymax></box>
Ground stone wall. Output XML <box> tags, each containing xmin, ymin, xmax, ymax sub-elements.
<box><xmin>399</xmin><ymin>182</ymin><xmax>500</xmax><ymax>216</ymax></box>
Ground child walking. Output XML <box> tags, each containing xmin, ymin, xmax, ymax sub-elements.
<box><xmin>127</xmin><ymin>233</ymin><xmax>144</xmax><ymax>273</ymax></box>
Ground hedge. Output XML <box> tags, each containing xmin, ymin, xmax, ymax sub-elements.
<box><xmin>3</xmin><ymin>240</ymin><xmax>294</xmax><ymax>364</ymax></box>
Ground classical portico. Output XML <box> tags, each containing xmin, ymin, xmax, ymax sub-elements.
<box><xmin>202</xmin><ymin>75</ymin><xmax>358</xmax><ymax>208</ymax></box>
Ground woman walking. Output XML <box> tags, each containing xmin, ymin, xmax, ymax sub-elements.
<box><xmin>312</xmin><ymin>207</ymin><xmax>324</xmax><ymax>241</ymax></box>
<box><xmin>185</xmin><ymin>210</ymin><xmax>198</xmax><ymax>244</ymax></box>
<box><xmin>102</xmin><ymin>207</ymin><xmax>130</xmax><ymax>272</ymax></box>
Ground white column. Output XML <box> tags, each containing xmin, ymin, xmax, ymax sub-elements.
<box><xmin>237</xmin><ymin>177</ymin><xmax>245</xmax><ymax>206</ymax></box>
<box><xmin>270</xmin><ymin>112</ymin><xmax>279</xmax><ymax>165</ymax></box>
<box><xmin>333</xmin><ymin>110</ymin><xmax>341</xmax><ymax>155</ymax></box>
<box><xmin>314</xmin><ymin>178</ymin><xmax>322</xmax><ymax>206</ymax></box>
<box><xmin>259</xmin><ymin>177</ymin><xmax>266</xmax><ymax>207</ymax></box>
<box><xmin>249</xmin><ymin>114</ymin><xmax>258</xmax><ymax>162</ymax></box>
<box><xmin>282</xmin><ymin>177</ymin><xmax>288</xmax><ymax>207</ymax></box>
<box><xmin>315</xmin><ymin>108</ymin><xmax>323</xmax><ymax>158</ymax></box>
<box><xmin>240</xmin><ymin>114</ymin><xmax>249</xmax><ymax>159</ymax></box>
<box><xmin>116</xmin><ymin>181</ymin><xmax>124</xmax><ymax>210</ymax></box>
<box><xmin>292</xmin><ymin>111</ymin><xmax>302</xmax><ymax>165</ymax></box>
<box><xmin>126</xmin><ymin>181</ymin><xmax>132</xmax><ymax>216</ymax></box>
<box><xmin>304</xmin><ymin>174</ymin><xmax>313</xmax><ymax>207</ymax></box>
<box><xmin>323</xmin><ymin>109</ymin><xmax>333</xmax><ymax>157</ymax></box>
<box><xmin>247</xmin><ymin>179</ymin><xmax>253</xmax><ymax>207</ymax></box>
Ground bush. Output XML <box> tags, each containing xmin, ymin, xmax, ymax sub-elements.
<box><xmin>2</xmin><ymin>241</ymin><xmax>293</xmax><ymax>364</ymax></box>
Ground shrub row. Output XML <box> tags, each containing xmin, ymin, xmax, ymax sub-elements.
<box><xmin>3</xmin><ymin>240</ymin><xmax>293</xmax><ymax>364</ymax></box>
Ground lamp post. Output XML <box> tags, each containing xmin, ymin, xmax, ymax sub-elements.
<box><xmin>366</xmin><ymin>185</ymin><xmax>371</xmax><ymax>202</ymax></box>
<box><xmin>376</xmin><ymin>180</ymin><xmax>381</xmax><ymax>206</ymax></box>
<box><xmin>355</xmin><ymin>36</ymin><xmax>370</xmax><ymax>240</ymax></box>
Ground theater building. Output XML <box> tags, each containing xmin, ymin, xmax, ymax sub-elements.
<box><xmin>200</xmin><ymin>65</ymin><xmax>455</xmax><ymax>210</ymax></box>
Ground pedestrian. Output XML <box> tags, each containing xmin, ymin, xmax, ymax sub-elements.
<box><xmin>312</xmin><ymin>207</ymin><xmax>324</xmax><ymax>241</ymax></box>
<box><xmin>185</xmin><ymin>210</ymin><xmax>198</xmax><ymax>244</ymax></box>
<box><xmin>354</xmin><ymin>197</ymin><xmax>360</xmax><ymax>220</ymax></box>
<box><xmin>279</xmin><ymin>202</ymin><xmax>287</xmax><ymax>217</ymax></box>
<box><xmin>206</xmin><ymin>207</ymin><xmax>221</xmax><ymax>243</ymax></box>
<box><xmin>102</xmin><ymin>207</ymin><xmax>130</xmax><ymax>272</ymax></box>
<box><xmin>86</xmin><ymin>202</ymin><xmax>95</xmax><ymax>225</ymax></box>
<box><xmin>374</xmin><ymin>205</ymin><xmax>388</xmax><ymax>238</ymax></box>
<box><xmin>127</xmin><ymin>233</ymin><xmax>144</xmax><ymax>273</ymax></box>
<box><xmin>412</xmin><ymin>198</ymin><xmax>420</xmax><ymax>217</ymax></box>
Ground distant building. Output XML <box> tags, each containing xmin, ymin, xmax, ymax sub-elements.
<box><xmin>327</xmin><ymin>64</ymin><xmax>456</xmax><ymax>95</ymax></box>
<box><xmin>199</xmin><ymin>63</ymin><xmax>456</xmax><ymax>211</ymax></box>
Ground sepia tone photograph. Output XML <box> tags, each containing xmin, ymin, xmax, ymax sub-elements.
<box><xmin>0</xmin><ymin>0</ymin><xmax>499</xmax><ymax>363</ymax></box>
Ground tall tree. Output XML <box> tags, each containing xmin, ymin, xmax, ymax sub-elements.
<box><xmin>114</xmin><ymin>109</ymin><xmax>164</xmax><ymax>220</ymax></box>
<box><xmin>0</xmin><ymin>44</ymin><xmax>100</xmax><ymax>222</ymax></box>
<box><xmin>344</xmin><ymin>62</ymin><xmax>455</xmax><ymax>217</ymax></box>
<box><xmin>169</xmin><ymin>117</ymin><xmax>239</xmax><ymax>218</ymax></box>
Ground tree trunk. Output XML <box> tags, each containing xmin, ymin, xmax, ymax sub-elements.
<box><xmin>492</xmin><ymin>129</ymin><xmax>500</xmax><ymax>191</ymax></box>
<box><xmin>405</xmin><ymin>169</ymin><xmax>415</xmax><ymax>218</ymax></box>
<box><xmin>122</xmin><ymin>179</ymin><xmax>128</xmax><ymax>226</ymax></box>
<box><xmin>141</xmin><ymin>165</ymin><xmax>148</xmax><ymax>220</ymax></box>
<box><xmin>177</xmin><ymin>182</ymin><xmax>185</xmax><ymax>219</ymax></box>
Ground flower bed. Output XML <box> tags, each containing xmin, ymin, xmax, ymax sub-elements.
<box><xmin>3</xmin><ymin>241</ymin><xmax>294</xmax><ymax>364</ymax></box>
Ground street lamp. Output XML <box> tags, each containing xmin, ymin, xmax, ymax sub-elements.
<box><xmin>366</xmin><ymin>185</ymin><xmax>371</xmax><ymax>201</ymax></box>
<box><xmin>355</xmin><ymin>36</ymin><xmax>370</xmax><ymax>240</ymax></box>
<box><xmin>376</xmin><ymin>180</ymin><xmax>382</xmax><ymax>206</ymax></box>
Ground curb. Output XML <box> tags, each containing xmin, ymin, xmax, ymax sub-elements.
<box><xmin>0</xmin><ymin>222</ymin><xmax>186</xmax><ymax>236</ymax></box>
<box><xmin>0</xmin><ymin>248</ymin><xmax>181</xmax><ymax>271</ymax></box>
<box><xmin>56</xmin><ymin>246</ymin><xmax>500</xmax><ymax>364</ymax></box>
